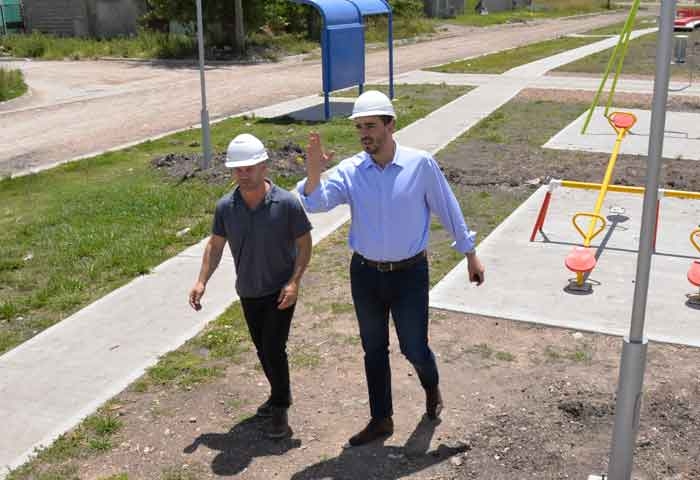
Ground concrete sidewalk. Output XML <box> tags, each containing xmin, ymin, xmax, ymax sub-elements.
<box><xmin>0</xmin><ymin>29</ymin><xmax>660</xmax><ymax>477</ymax></box>
<box><xmin>397</xmin><ymin>69</ymin><xmax>700</xmax><ymax>97</ymax></box>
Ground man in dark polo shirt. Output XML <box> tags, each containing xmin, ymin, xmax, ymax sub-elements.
<box><xmin>189</xmin><ymin>133</ymin><xmax>312</xmax><ymax>440</ymax></box>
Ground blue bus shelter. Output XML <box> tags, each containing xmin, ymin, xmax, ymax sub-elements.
<box><xmin>290</xmin><ymin>0</ymin><xmax>394</xmax><ymax>120</ymax></box>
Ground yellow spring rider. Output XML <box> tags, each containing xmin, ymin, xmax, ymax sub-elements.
<box><xmin>688</xmin><ymin>228</ymin><xmax>700</xmax><ymax>304</ymax></box>
<box><xmin>565</xmin><ymin>111</ymin><xmax>637</xmax><ymax>289</ymax></box>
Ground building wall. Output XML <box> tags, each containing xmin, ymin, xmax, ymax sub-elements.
<box><xmin>23</xmin><ymin>0</ymin><xmax>144</xmax><ymax>37</ymax></box>
<box><xmin>482</xmin><ymin>0</ymin><xmax>531</xmax><ymax>13</ymax></box>
<box><xmin>23</xmin><ymin>0</ymin><xmax>89</xmax><ymax>36</ymax></box>
<box><xmin>423</xmin><ymin>0</ymin><xmax>465</xmax><ymax>18</ymax></box>
<box><xmin>92</xmin><ymin>0</ymin><xmax>145</xmax><ymax>37</ymax></box>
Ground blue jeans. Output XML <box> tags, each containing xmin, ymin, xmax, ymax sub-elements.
<box><xmin>350</xmin><ymin>253</ymin><xmax>439</xmax><ymax>420</ymax></box>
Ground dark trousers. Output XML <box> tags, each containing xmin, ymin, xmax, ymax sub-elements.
<box><xmin>240</xmin><ymin>292</ymin><xmax>294</xmax><ymax>408</ymax></box>
<box><xmin>350</xmin><ymin>253</ymin><xmax>439</xmax><ymax>420</ymax></box>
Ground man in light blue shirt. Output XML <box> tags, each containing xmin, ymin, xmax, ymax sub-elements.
<box><xmin>296</xmin><ymin>90</ymin><xmax>485</xmax><ymax>446</ymax></box>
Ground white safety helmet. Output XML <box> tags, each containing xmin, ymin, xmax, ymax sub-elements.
<box><xmin>225</xmin><ymin>133</ymin><xmax>268</xmax><ymax>168</ymax></box>
<box><xmin>349</xmin><ymin>90</ymin><xmax>396</xmax><ymax>120</ymax></box>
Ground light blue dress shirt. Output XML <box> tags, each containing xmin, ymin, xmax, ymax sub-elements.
<box><xmin>296</xmin><ymin>142</ymin><xmax>476</xmax><ymax>262</ymax></box>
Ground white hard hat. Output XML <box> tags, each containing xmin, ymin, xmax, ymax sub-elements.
<box><xmin>225</xmin><ymin>133</ymin><xmax>268</xmax><ymax>168</ymax></box>
<box><xmin>349</xmin><ymin>90</ymin><xmax>396</xmax><ymax>119</ymax></box>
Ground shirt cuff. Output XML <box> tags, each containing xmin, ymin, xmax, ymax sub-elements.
<box><xmin>295</xmin><ymin>178</ymin><xmax>325</xmax><ymax>211</ymax></box>
<box><xmin>452</xmin><ymin>230</ymin><xmax>477</xmax><ymax>254</ymax></box>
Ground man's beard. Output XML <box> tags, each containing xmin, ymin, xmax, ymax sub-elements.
<box><xmin>362</xmin><ymin>137</ymin><xmax>381</xmax><ymax>155</ymax></box>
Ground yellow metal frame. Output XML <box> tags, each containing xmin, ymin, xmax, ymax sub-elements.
<box><xmin>571</xmin><ymin>112</ymin><xmax>637</xmax><ymax>247</ymax></box>
<box><xmin>573</xmin><ymin>212</ymin><xmax>606</xmax><ymax>246</ymax></box>
<box><xmin>691</xmin><ymin>228</ymin><xmax>700</xmax><ymax>254</ymax></box>
<box><xmin>560</xmin><ymin>180</ymin><xmax>700</xmax><ymax>200</ymax></box>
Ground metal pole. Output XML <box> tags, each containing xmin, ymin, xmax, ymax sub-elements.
<box><xmin>606</xmin><ymin>0</ymin><xmax>675</xmax><ymax>477</ymax></box>
<box><xmin>388</xmin><ymin>10</ymin><xmax>394</xmax><ymax>99</ymax></box>
<box><xmin>196</xmin><ymin>0</ymin><xmax>212</xmax><ymax>169</ymax></box>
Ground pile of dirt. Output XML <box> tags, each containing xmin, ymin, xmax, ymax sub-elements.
<box><xmin>151</xmin><ymin>141</ymin><xmax>308</xmax><ymax>186</ymax></box>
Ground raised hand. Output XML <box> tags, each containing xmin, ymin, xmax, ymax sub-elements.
<box><xmin>304</xmin><ymin>132</ymin><xmax>334</xmax><ymax>195</ymax></box>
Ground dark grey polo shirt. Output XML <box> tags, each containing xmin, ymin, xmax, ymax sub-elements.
<box><xmin>212</xmin><ymin>182</ymin><xmax>312</xmax><ymax>299</ymax></box>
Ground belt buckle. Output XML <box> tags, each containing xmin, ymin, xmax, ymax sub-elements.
<box><xmin>377</xmin><ymin>262</ymin><xmax>393</xmax><ymax>273</ymax></box>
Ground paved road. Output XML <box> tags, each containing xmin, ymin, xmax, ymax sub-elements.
<box><xmin>0</xmin><ymin>12</ymin><xmax>630</xmax><ymax>177</ymax></box>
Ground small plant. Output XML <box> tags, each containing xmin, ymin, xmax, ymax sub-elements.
<box><xmin>88</xmin><ymin>437</ymin><xmax>112</xmax><ymax>452</ymax></box>
<box><xmin>0</xmin><ymin>68</ymin><xmax>27</xmax><ymax>102</ymax></box>
<box><xmin>465</xmin><ymin>343</ymin><xmax>494</xmax><ymax>359</ymax></box>
<box><xmin>330</xmin><ymin>302</ymin><xmax>354</xmax><ymax>314</ymax></box>
<box><xmin>495</xmin><ymin>351</ymin><xmax>515</xmax><ymax>362</ymax></box>
<box><xmin>290</xmin><ymin>345</ymin><xmax>321</xmax><ymax>368</ymax></box>
<box><xmin>85</xmin><ymin>415</ymin><xmax>122</xmax><ymax>436</ymax></box>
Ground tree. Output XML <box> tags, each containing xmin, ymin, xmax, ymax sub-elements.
<box><xmin>142</xmin><ymin>0</ymin><xmax>315</xmax><ymax>53</ymax></box>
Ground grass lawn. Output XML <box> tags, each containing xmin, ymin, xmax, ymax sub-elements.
<box><xmin>0</xmin><ymin>84</ymin><xmax>471</xmax><ymax>356</ymax></box>
<box><xmin>0</xmin><ymin>17</ymin><xmax>435</xmax><ymax>61</ymax></box>
<box><xmin>427</xmin><ymin>35</ymin><xmax>596</xmax><ymax>73</ymax></box>
<box><xmin>555</xmin><ymin>31</ymin><xmax>692</xmax><ymax>78</ymax></box>
<box><xmin>451</xmin><ymin>0</ymin><xmax>615</xmax><ymax>27</ymax></box>
<box><xmin>425</xmin><ymin>15</ymin><xmax>657</xmax><ymax>75</ymax></box>
<box><xmin>0</xmin><ymin>31</ymin><xmax>198</xmax><ymax>60</ymax></box>
<box><xmin>0</xmin><ymin>67</ymin><xmax>27</xmax><ymax>101</ymax></box>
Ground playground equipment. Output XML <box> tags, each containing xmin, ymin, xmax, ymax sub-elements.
<box><xmin>580</xmin><ymin>0</ymin><xmax>642</xmax><ymax>134</ymax></box>
<box><xmin>565</xmin><ymin>111</ymin><xmax>637</xmax><ymax>290</ymax></box>
<box><xmin>688</xmin><ymin>228</ymin><xmax>700</xmax><ymax>304</ymax></box>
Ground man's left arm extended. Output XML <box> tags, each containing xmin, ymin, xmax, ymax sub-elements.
<box><xmin>425</xmin><ymin>158</ymin><xmax>485</xmax><ymax>285</ymax></box>
<box><xmin>278</xmin><ymin>231</ymin><xmax>312</xmax><ymax>309</ymax></box>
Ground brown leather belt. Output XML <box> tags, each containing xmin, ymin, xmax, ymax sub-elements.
<box><xmin>357</xmin><ymin>251</ymin><xmax>426</xmax><ymax>272</ymax></box>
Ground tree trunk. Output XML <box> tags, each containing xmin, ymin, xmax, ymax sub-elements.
<box><xmin>233</xmin><ymin>0</ymin><xmax>245</xmax><ymax>55</ymax></box>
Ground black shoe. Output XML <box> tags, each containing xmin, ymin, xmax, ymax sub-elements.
<box><xmin>266</xmin><ymin>407</ymin><xmax>292</xmax><ymax>439</ymax></box>
<box><xmin>256</xmin><ymin>398</ymin><xmax>273</xmax><ymax>418</ymax></box>
<box><xmin>348</xmin><ymin>417</ymin><xmax>394</xmax><ymax>446</ymax></box>
<box><xmin>426</xmin><ymin>386</ymin><xmax>443</xmax><ymax>420</ymax></box>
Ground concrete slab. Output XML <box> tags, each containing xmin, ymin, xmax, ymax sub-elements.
<box><xmin>430</xmin><ymin>186</ymin><xmax>700</xmax><ymax>347</ymax></box>
<box><xmin>394</xmin><ymin>70</ymin><xmax>700</xmax><ymax>98</ymax></box>
<box><xmin>544</xmin><ymin>106</ymin><xmax>700</xmax><ymax>160</ymax></box>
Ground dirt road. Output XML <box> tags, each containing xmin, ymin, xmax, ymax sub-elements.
<box><xmin>0</xmin><ymin>12</ymin><xmax>630</xmax><ymax>177</ymax></box>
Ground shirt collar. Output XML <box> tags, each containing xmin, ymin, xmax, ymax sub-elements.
<box><xmin>360</xmin><ymin>141</ymin><xmax>402</xmax><ymax>170</ymax></box>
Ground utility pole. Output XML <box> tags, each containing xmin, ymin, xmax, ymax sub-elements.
<box><xmin>195</xmin><ymin>0</ymin><xmax>212</xmax><ymax>169</ymax></box>
<box><xmin>605</xmin><ymin>0</ymin><xmax>675</xmax><ymax>477</ymax></box>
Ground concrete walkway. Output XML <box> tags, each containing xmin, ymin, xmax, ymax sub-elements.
<box><xmin>0</xmin><ymin>28</ymin><xmax>664</xmax><ymax>477</ymax></box>
<box><xmin>397</xmin><ymin>69</ymin><xmax>700</xmax><ymax>97</ymax></box>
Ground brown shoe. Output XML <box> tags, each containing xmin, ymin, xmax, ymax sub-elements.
<box><xmin>426</xmin><ymin>386</ymin><xmax>443</xmax><ymax>419</ymax></box>
<box><xmin>266</xmin><ymin>407</ymin><xmax>292</xmax><ymax>439</ymax></box>
<box><xmin>348</xmin><ymin>417</ymin><xmax>394</xmax><ymax>446</ymax></box>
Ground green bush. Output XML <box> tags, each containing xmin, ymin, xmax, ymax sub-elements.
<box><xmin>388</xmin><ymin>0</ymin><xmax>425</xmax><ymax>18</ymax></box>
<box><xmin>0</xmin><ymin>67</ymin><xmax>27</xmax><ymax>101</ymax></box>
<box><xmin>0</xmin><ymin>31</ymin><xmax>195</xmax><ymax>60</ymax></box>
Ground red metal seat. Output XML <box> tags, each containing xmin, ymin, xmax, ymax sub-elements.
<box><xmin>688</xmin><ymin>260</ymin><xmax>700</xmax><ymax>287</ymax></box>
<box><xmin>609</xmin><ymin>112</ymin><xmax>636</xmax><ymax>130</ymax></box>
<box><xmin>565</xmin><ymin>246</ymin><xmax>597</xmax><ymax>273</ymax></box>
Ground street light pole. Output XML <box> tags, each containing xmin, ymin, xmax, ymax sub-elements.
<box><xmin>606</xmin><ymin>0</ymin><xmax>675</xmax><ymax>477</ymax></box>
<box><xmin>196</xmin><ymin>0</ymin><xmax>212</xmax><ymax>169</ymax></box>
